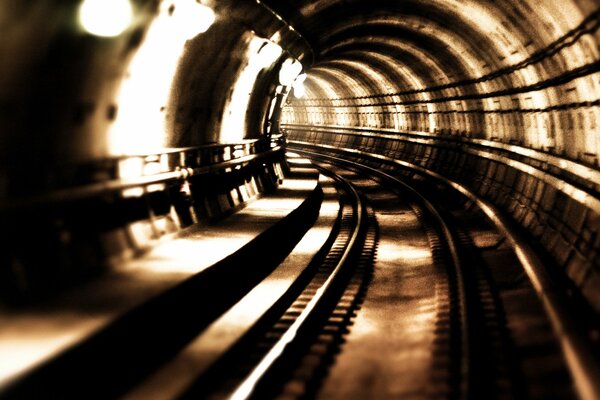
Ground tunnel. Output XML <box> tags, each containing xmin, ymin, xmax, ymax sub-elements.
<box><xmin>1</xmin><ymin>0</ymin><xmax>600</xmax><ymax>398</ymax></box>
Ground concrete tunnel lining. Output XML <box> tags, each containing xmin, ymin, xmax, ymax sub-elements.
<box><xmin>1</xmin><ymin>0</ymin><xmax>600</xmax><ymax>397</ymax></box>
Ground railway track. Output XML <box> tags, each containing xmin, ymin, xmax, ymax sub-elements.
<box><xmin>3</xmin><ymin>151</ymin><xmax>588</xmax><ymax>399</ymax></box>
<box><xmin>143</xmin><ymin>150</ymin><xmax>584</xmax><ymax>399</ymax></box>
<box><xmin>304</xmin><ymin>155</ymin><xmax>490</xmax><ymax>400</ymax></box>
<box><xmin>285</xmin><ymin>150</ymin><xmax>581</xmax><ymax>400</ymax></box>
<box><xmin>178</xmin><ymin>164</ymin><xmax>376</xmax><ymax>399</ymax></box>
<box><xmin>156</xmin><ymin>149</ymin><xmax>579</xmax><ymax>399</ymax></box>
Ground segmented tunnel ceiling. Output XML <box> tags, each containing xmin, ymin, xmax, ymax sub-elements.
<box><xmin>266</xmin><ymin>0</ymin><xmax>599</xmax><ymax>97</ymax></box>
<box><xmin>2</xmin><ymin>0</ymin><xmax>599</xmax><ymax>188</ymax></box>
<box><xmin>267</xmin><ymin>0</ymin><xmax>600</xmax><ymax>163</ymax></box>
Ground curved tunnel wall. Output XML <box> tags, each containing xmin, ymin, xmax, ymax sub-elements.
<box><xmin>1</xmin><ymin>0</ymin><xmax>600</xmax><ymax>311</ymax></box>
<box><xmin>0</xmin><ymin>0</ymin><xmax>312</xmax><ymax>301</ymax></box>
<box><xmin>282</xmin><ymin>1</ymin><xmax>600</xmax><ymax>159</ymax></box>
<box><xmin>277</xmin><ymin>1</ymin><xmax>600</xmax><ymax>313</ymax></box>
<box><xmin>0</xmin><ymin>0</ymin><xmax>310</xmax><ymax>197</ymax></box>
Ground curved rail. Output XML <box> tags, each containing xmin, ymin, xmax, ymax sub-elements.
<box><xmin>290</xmin><ymin>142</ymin><xmax>600</xmax><ymax>400</ymax></box>
<box><xmin>229</xmin><ymin>167</ymin><xmax>365</xmax><ymax>400</ymax></box>
<box><xmin>282</xmin><ymin>122</ymin><xmax>600</xmax><ymax>193</ymax></box>
<box><xmin>295</xmin><ymin>149</ymin><xmax>474</xmax><ymax>400</ymax></box>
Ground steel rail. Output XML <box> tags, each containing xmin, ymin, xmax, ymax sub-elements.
<box><xmin>295</xmin><ymin>148</ymin><xmax>472</xmax><ymax>400</ymax></box>
<box><xmin>282</xmin><ymin>123</ymin><xmax>600</xmax><ymax>191</ymax></box>
<box><xmin>228</xmin><ymin>165</ymin><xmax>364</xmax><ymax>400</ymax></box>
<box><xmin>285</xmin><ymin>124</ymin><xmax>600</xmax><ymax>213</ymax></box>
<box><xmin>290</xmin><ymin>140</ymin><xmax>600</xmax><ymax>400</ymax></box>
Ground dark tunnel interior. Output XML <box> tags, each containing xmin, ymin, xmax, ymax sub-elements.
<box><xmin>1</xmin><ymin>0</ymin><xmax>600</xmax><ymax>399</ymax></box>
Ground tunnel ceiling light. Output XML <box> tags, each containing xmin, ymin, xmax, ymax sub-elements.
<box><xmin>78</xmin><ymin>0</ymin><xmax>133</xmax><ymax>37</ymax></box>
<box><xmin>257</xmin><ymin>41</ymin><xmax>283</xmax><ymax>68</ymax></box>
<box><xmin>279</xmin><ymin>58</ymin><xmax>303</xmax><ymax>87</ymax></box>
<box><xmin>292</xmin><ymin>73</ymin><xmax>307</xmax><ymax>98</ymax></box>
<box><xmin>175</xmin><ymin>1</ymin><xmax>216</xmax><ymax>38</ymax></box>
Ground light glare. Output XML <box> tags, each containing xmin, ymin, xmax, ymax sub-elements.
<box><xmin>79</xmin><ymin>0</ymin><xmax>133</xmax><ymax>37</ymax></box>
<box><xmin>176</xmin><ymin>1</ymin><xmax>216</xmax><ymax>38</ymax></box>
<box><xmin>257</xmin><ymin>42</ymin><xmax>283</xmax><ymax>68</ymax></box>
<box><xmin>220</xmin><ymin>36</ymin><xmax>270</xmax><ymax>142</ymax></box>
<box><xmin>109</xmin><ymin>1</ymin><xmax>217</xmax><ymax>155</ymax></box>
<box><xmin>279</xmin><ymin>58</ymin><xmax>303</xmax><ymax>86</ymax></box>
<box><xmin>292</xmin><ymin>73</ymin><xmax>307</xmax><ymax>98</ymax></box>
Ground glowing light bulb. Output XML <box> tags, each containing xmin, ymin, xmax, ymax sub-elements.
<box><xmin>176</xmin><ymin>1</ymin><xmax>216</xmax><ymax>38</ymax></box>
<box><xmin>78</xmin><ymin>0</ymin><xmax>133</xmax><ymax>37</ymax></box>
<box><xmin>279</xmin><ymin>58</ymin><xmax>302</xmax><ymax>86</ymax></box>
<box><xmin>257</xmin><ymin>41</ymin><xmax>283</xmax><ymax>68</ymax></box>
<box><xmin>292</xmin><ymin>73</ymin><xmax>307</xmax><ymax>98</ymax></box>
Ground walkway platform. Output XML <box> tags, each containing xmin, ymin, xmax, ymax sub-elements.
<box><xmin>0</xmin><ymin>156</ymin><xmax>323</xmax><ymax>398</ymax></box>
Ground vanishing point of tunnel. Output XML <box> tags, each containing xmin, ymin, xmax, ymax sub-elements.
<box><xmin>1</xmin><ymin>0</ymin><xmax>600</xmax><ymax>399</ymax></box>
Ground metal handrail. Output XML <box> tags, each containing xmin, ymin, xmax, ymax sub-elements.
<box><xmin>282</xmin><ymin>123</ymin><xmax>600</xmax><ymax>187</ymax></box>
<box><xmin>0</xmin><ymin>136</ymin><xmax>285</xmax><ymax>210</ymax></box>
<box><xmin>283</xmin><ymin>125</ymin><xmax>600</xmax><ymax>213</ymax></box>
